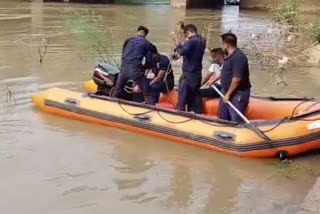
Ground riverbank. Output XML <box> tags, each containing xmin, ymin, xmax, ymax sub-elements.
<box><xmin>240</xmin><ymin>0</ymin><xmax>320</xmax><ymax>13</ymax></box>
<box><xmin>298</xmin><ymin>177</ymin><xmax>320</xmax><ymax>214</ymax></box>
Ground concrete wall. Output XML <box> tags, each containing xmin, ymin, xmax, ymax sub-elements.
<box><xmin>171</xmin><ymin>0</ymin><xmax>187</xmax><ymax>8</ymax></box>
<box><xmin>43</xmin><ymin>0</ymin><xmax>114</xmax><ymax>2</ymax></box>
<box><xmin>171</xmin><ymin>0</ymin><xmax>224</xmax><ymax>9</ymax></box>
<box><xmin>240</xmin><ymin>0</ymin><xmax>320</xmax><ymax>12</ymax></box>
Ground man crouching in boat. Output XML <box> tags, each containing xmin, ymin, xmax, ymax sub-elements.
<box><xmin>147</xmin><ymin>50</ymin><xmax>175</xmax><ymax>105</ymax></box>
<box><xmin>112</xmin><ymin>26</ymin><xmax>156</xmax><ymax>104</ymax></box>
<box><xmin>219</xmin><ymin>33</ymin><xmax>251</xmax><ymax>122</ymax></box>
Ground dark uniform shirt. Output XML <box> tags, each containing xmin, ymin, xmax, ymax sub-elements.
<box><xmin>221</xmin><ymin>48</ymin><xmax>251</xmax><ymax>92</ymax></box>
<box><xmin>176</xmin><ymin>34</ymin><xmax>206</xmax><ymax>80</ymax></box>
<box><xmin>121</xmin><ymin>35</ymin><xmax>155</xmax><ymax>71</ymax></box>
<box><xmin>152</xmin><ymin>54</ymin><xmax>175</xmax><ymax>90</ymax></box>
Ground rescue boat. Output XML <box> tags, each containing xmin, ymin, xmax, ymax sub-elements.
<box><xmin>31</xmin><ymin>82</ymin><xmax>320</xmax><ymax>159</ymax></box>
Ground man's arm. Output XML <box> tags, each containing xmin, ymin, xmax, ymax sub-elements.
<box><xmin>175</xmin><ymin>39</ymin><xmax>193</xmax><ymax>57</ymax></box>
<box><xmin>224</xmin><ymin>77</ymin><xmax>241</xmax><ymax>102</ymax></box>
<box><xmin>150</xmin><ymin>70</ymin><xmax>166</xmax><ymax>86</ymax></box>
<box><xmin>224</xmin><ymin>56</ymin><xmax>247</xmax><ymax>102</ymax></box>
<box><xmin>203</xmin><ymin>64</ymin><xmax>221</xmax><ymax>86</ymax></box>
<box><xmin>122</xmin><ymin>38</ymin><xmax>132</xmax><ymax>54</ymax></box>
<box><xmin>201</xmin><ymin>72</ymin><xmax>213</xmax><ymax>86</ymax></box>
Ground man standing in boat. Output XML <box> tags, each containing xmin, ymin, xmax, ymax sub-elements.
<box><xmin>112</xmin><ymin>26</ymin><xmax>156</xmax><ymax>104</ymax></box>
<box><xmin>218</xmin><ymin>32</ymin><xmax>251</xmax><ymax>122</ymax></box>
<box><xmin>173</xmin><ymin>24</ymin><xmax>206</xmax><ymax>113</ymax></box>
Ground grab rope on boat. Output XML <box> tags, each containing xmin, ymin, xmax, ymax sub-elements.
<box><xmin>157</xmin><ymin>111</ymin><xmax>192</xmax><ymax>124</ymax></box>
<box><xmin>117</xmin><ymin>100</ymin><xmax>153</xmax><ymax>116</ymax></box>
<box><xmin>114</xmin><ymin>95</ymin><xmax>320</xmax><ymax>131</ymax></box>
<box><xmin>261</xmin><ymin>100</ymin><xmax>320</xmax><ymax>133</ymax></box>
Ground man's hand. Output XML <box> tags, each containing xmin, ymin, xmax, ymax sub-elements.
<box><xmin>205</xmin><ymin>78</ymin><xmax>215</xmax><ymax>86</ymax></box>
<box><xmin>172</xmin><ymin>33</ymin><xmax>180</xmax><ymax>46</ymax></box>
<box><xmin>223</xmin><ymin>94</ymin><xmax>230</xmax><ymax>103</ymax></box>
<box><xmin>133</xmin><ymin>84</ymin><xmax>141</xmax><ymax>93</ymax></box>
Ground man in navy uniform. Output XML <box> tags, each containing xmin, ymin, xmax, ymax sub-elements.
<box><xmin>173</xmin><ymin>24</ymin><xmax>206</xmax><ymax>114</ymax></box>
<box><xmin>218</xmin><ymin>32</ymin><xmax>251</xmax><ymax>122</ymax></box>
<box><xmin>148</xmin><ymin>51</ymin><xmax>175</xmax><ymax>105</ymax></box>
<box><xmin>113</xmin><ymin>26</ymin><xmax>156</xmax><ymax>104</ymax></box>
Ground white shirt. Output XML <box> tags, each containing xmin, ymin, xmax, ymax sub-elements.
<box><xmin>208</xmin><ymin>63</ymin><xmax>223</xmax><ymax>85</ymax></box>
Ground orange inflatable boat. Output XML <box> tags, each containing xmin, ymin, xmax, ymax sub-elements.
<box><xmin>31</xmin><ymin>86</ymin><xmax>320</xmax><ymax>159</ymax></box>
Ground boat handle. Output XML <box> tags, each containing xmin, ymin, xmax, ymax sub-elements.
<box><xmin>65</xmin><ymin>98</ymin><xmax>79</xmax><ymax>105</ymax></box>
<box><xmin>134</xmin><ymin>114</ymin><xmax>150</xmax><ymax>121</ymax></box>
<box><xmin>214</xmin><ymin>131</ymin><xmax>236</xmax><ymax>142</ymax></box>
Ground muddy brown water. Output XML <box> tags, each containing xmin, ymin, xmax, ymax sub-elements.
<box><xmin>1</xmin><ymin>1</ymin><xmax>320</xmax><ymax>214</ymax></box>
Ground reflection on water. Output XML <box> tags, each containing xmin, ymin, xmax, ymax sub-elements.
<box><xmin>1</xmin><ymin>1</ymin><xmax>320</xmax><ymax>214</ymax></box>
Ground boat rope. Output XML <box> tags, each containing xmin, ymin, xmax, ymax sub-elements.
<box><xmin>116</xmin><ymin>93</ymin><xmax>320</xmax><ymax>129</ymax></box>
<box><xmin>305</xmin><ymin>102</ymin><xmax>320</xmax><ymax>112</ymax></box>
<box><xmin>199</xmin><ymin>118</ymin><xmax>235</xmax><ymax>127</ymax></box>
<box><xmin>261</xmin><ymin>118</ymin><xmax>288</xmax><ymax>133</ymax></box>
<box><xmin>290</xmin><ymin>100</ymin><xmax>313</xmax><ymax>117</ymax></box>
<box><xmin>296</xmin><ymin>117</ymin><xmax>320</xmax><ymax>122</ymax></box>
<box><xmin>157</xmin><ymin>111</ymin><xmax>193</xmax><ymax>124</ymax></box>
<box><xmin>118</xmin><ymin>101</ymin><xmax>153</xmax><ymax>116</ymax></box>
<box><xmin>262</xmin><ymin>101</ymin><xmax>320</xmax><ymax>133</ymax></box>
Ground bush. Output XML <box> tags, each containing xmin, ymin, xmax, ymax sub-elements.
<box><xmin>311</xmin><ymin>21</ymin><xmax>320</xmax><ymax>43</ymax></box>
<box><xmin>269</xmin><ymin>0</ymin><xmax>301</xmax><ymax>26</ymax></box>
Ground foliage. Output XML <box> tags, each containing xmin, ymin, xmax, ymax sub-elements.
<box><xmin>269</xmin><ymin>0</ymin><xmax>301</xmax><ymax>27</ymax></box>
<box><xmin>269</xmin><ymin>159</ymin><xmax>316</xmax><ymax>179</ymax></box>
<box><xmin>311</xmin><ymin>21</ymin><xmax>320</xmax><ymax>43</ymax></box>
<box><xmin>64</xmin><ymin>9</ymin><xmax>120</xmax><ymax>68</ymax></box>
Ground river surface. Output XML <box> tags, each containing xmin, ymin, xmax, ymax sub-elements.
<box><xmin>1</xmin><ymin>1</ymin><xmax>320</xmax><ymax>214</ymax></box>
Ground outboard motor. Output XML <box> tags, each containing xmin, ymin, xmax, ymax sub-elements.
<box><xmin>92</xmin><ymin>63</ymin><xmax>134</xmax><ymax>100</ymax></box>
<box><xmin>92</xmin><ymin>63</ymin><xmax>120</xmax><ymax>96</ymax></box>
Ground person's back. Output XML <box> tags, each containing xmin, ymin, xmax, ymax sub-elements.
<box><xmin>181</xmin><ymin>34</ymin><xmax>206</xmax><ymax>77</ymax></box>
<box><xmin>113</xmin><ymin>26</ymin><xmax>155</xmax><ymax>104</ymax></box>
<box><xmin>121</xmin><ymin>35</ymin><xmax>153</xmax><ymax>69</ymax></box>
<box><xmin>158</xmin><ymin>54</ymin><xmax>174</xmax><ymax>89</ymax></box>
<box><xmin>148</xmin><ymin>53</ymin><xmax>175</xmax><ymax>105</ymax></box>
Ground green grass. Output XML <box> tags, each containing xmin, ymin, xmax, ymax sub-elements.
<box><xmin>269</xmin><ymin>0</ymin><xmax>301</xmax><ymax>26</ymax></box>
<box><xmin>311</xmin><ymin>21</ymin><xmax>320</xmax><ymax>43</ymax></box>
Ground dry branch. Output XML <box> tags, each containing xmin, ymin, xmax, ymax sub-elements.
<box><xmin>2</xmin><ymin>82</ymin><xmax>16</xmax><ymax>105</ymax></box>
<box><xmin>38</xmin><ymin>38</ymin><xmax>48</xmax><ymax>63</ymax></box>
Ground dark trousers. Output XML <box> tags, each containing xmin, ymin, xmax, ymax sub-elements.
<box><xmin>199</xmin><ymin>84</ymin><xmax>222</xmax><ymax>98</ymax></box>
<box><xmin>176</xmin><ymin>74</ymin><xmax>202</xmax><ymax>114</ymax></box>
<box><xmin>112</xmin><ymin>67</ymin><xmax>149</xmax><ymax>99</ymax></box>
<box><xmin>218</xmin><ymin>88</ymin><xmax>251</xmax><ymax>123</ymax></box>
<box><xmin>150</xmin><ymin>81</ymin><xmax>169</xmax><ymax>105</ymax></box>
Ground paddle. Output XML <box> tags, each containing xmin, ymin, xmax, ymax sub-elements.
<box><xmin>211</xmin><ymin>85</ymin><xmax>271</xmax><ymax>141</ymax></box>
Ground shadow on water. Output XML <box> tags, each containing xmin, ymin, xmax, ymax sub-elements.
<box><xmin>0</xmin><ymin>1</ymin><xmax>320</xmax><ymax>214</ymax></box>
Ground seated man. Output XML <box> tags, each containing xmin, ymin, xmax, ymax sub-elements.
<box><xmin>112</xmin><ymin>25</ymin><xmax>156</xmax><ymax>104</ymax></box>
<box><xmin>147</xmin><ymin>52</ymin><xmax>175</xmax><ymax>105</ymax></box>
<box><xmin>200</xmin><ymin>48</ymin><xmax>224</xmax><ymax>99</ymax></box>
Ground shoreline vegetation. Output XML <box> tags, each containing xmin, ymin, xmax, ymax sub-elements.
<box><xmin>64</xmin><ymin>0</ymin><xmax>319</xmax><ymax>86</ymax></box>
